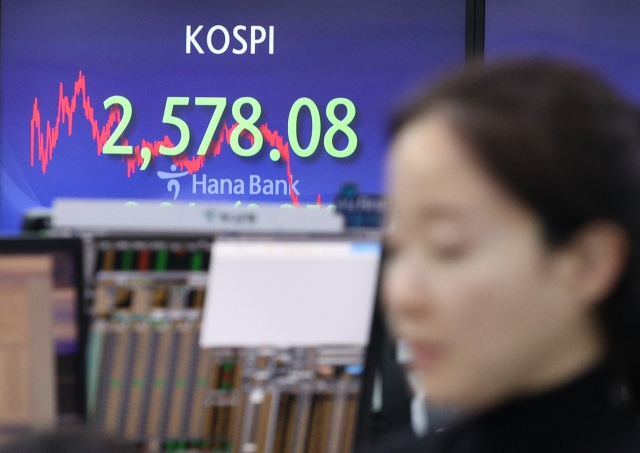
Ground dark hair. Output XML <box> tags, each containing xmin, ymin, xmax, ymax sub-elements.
<box><xmin>0</xmin><ymin>428</ymin><xmax>136</xmax><ymax>453</ymax></box>
<box><xmin>391</xmin><ymin>59</ymin><xmax>640</xmax><ymax>407</ymax></box>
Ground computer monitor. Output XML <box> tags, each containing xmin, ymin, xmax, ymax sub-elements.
<box><xmin>86</xmin><ymin>233</ymin><xmax>382</xmax><ymax>452</ymax></box>
<box><xmin>86</xmin><ymin>234</ymin><xmax>212</xmax><ymax>445</ymax></box>
<box><xmin>201</xmin><ymin>239</ymin><xmax>380</xmax><ymax>347</ymax></box>
<box><xmin>0</xmin><ymin>0</ymin><xmax>466</xmax><ymax>232</ymax></box>
<box><xmin>0</xmin><ymin>238</ymin><xmax>85</xmax><ymax>440</ymax></box>
<box><xmin>199</xmin><ymin>237</ymin><xmax>381</xmax><ymax>453</ymax></box>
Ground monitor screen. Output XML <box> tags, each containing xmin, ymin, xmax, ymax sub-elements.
<box><xmin>0</xmin><ymin>239</ymin><xmax>85</xmax><ymax>440</ymax></box>
<box><xmin>86</xmin><ymin>235</ymin><xmax>381</xmax><ymax>452</ymax></box>
<box><xmin>201</xmin><ymin>240</ymin><xmax>381</xmax><ymax>347</ymax></box>
<box><xmin>484</xmin><ymin>0</ymin><xmax>640</xmax><ymax>102</ymax></box>
<box><xmin>86</xmin><ymin>235</ymin><xmax>212</xmax><ymax>445</ymax></box>
<box><xmin>198</xmin><ymin>238</ymin><xmax>381</xmax><ymax>453</ymax></box>
<box><xmin>0</xmin><ymin>0</ymin><xmax>466</xmax><ymax>232</ymax></box>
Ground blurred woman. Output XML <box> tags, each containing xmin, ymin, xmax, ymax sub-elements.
<box><xmin>383</xmin><ymin>60</ymin><xmax>640</xmax><ymax>452</ymax></box>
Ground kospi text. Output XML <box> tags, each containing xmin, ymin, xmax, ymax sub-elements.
<box><xmin>186</xmin><ymin>25</ymin><xmax>275</xmax><ymax>54</ymax></box>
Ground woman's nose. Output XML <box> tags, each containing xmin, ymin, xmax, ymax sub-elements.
<box><xmin>382</xmin><ymin>252</ymin><xmax>430</xmax><ymax>318</ymax></box>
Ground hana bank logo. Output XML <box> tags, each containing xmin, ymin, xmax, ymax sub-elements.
<box><xmin>157</xmin><ymin>165</ymin><xmax>189</xmax><ymax>200</ymax></box>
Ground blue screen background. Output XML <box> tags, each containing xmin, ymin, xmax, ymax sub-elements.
<box><xmin>0</xmin><ymin>0</ymin><xmax>466</xmax><ymax>232</ymax></box>
<box><xmin>485</xmin><ymin>0</ymin><xmax>640</xmax><ymax>102</ymax></box>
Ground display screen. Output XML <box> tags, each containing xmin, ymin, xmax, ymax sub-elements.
<box><xmin>85</xmin><ymin>235</ymin><xmax>381</xmax><ymax>450</ymax></box>
<box><xmin>1</xmin><ymin>0</ymin><xmax>465</xmax><ymax>232</ymax></box>
<box><xmin>197</xmin><ymin>238</ymin><xmax>381</xmax><ymax>453</ymax></box>
<box><xmin>0</xmin><ymin>241</ymin><xmax>85</xmax><ymax>433</ymax></box>
<box><xmin>485</xmin><ymin>0</ymin><xmax>640</xmax><ymax>102</ymax></box>
<box><xmin>201</xmin><ymin>240</ymin><xmax>381</xmax><ymax>347</ymax></box>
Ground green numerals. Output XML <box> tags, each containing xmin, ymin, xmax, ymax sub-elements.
<box><xmin>230</xmin><ymin>97</ymin><xmax>264</xmax><ymax>157</ymax></box>
<box><xmin>102</xmin><ymin>95</ymin><xmax>133</xmax><ymax>154</ymax></box>
<box><xmin>159</xmin><ymin>97</ymin><xmax>191</xmax><ymax>156</ymax></box>
<box><xmin>324</xmin><ymin>98</ymin><xmax>357</xmax><ymax>158</ymax></box>
<box><xmin>288</xmin><ymin>98</ymin><xmax>321</xmax><ymax>158</ymax></box>
<box><xmin>195</xmin><ymin>97</ymin><xmax>227</xmax><ymax>155</ymax></box>
<box><xmin>287</xmin><ymin>97</ymin><xmax>358</xmax><ymax>159</ymax></box>
<box><xmin>101</xmin><ymin>95</ymin><xmax>358</xmax><ymax>162</ymax></box>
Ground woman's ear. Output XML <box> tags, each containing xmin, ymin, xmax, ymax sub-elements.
<box><xmin>559</xmin><ymin>221</ymin><xmax>629</xmax><ymax>310</ymax></box>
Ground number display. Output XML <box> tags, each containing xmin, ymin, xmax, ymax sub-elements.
<box><xmin>324</xmin><ymin>98</ymin><xmax>357</xmax><ymax>158</ymax></box>
<box><xmin>195</xmin><ymin>97</ymin><xmax>227</xmax><ymax>155</ymax></box>
<box><xmin>288</xmin><ymin>98</ymin><xmax>321</xmax><ymax>158</ymax></box>
<box><xmin>159</xmin><ymin>97</ymin><xmax>191</xmax><ymax>156</ymax></box>
<box><xmin>102</xmin><ymin>96</ymin><xmax>133</xmax><ymax>154</ymax></box>
<box><xmin>230</xmin><ymin>97</ymin><xmax>263</xmax><ymax>157</ymax></box>
<box><xmin>102</xmin><ymin>95</ymin><xmax>358</xmax><ymax>163</ymax></box>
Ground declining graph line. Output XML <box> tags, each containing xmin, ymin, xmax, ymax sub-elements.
<box><xmin>29</xmin><ymin>70</ymin><xmax>303</xmax><ymax>205</ymax></box>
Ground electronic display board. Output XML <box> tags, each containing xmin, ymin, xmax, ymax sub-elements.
<box><xmin>485</xmin><ymin>0</ymin><xmax>640</xmax><ymax>102</ymax></box>
<box><xmin>1</xmin><ymin>0</ymin><xmax>465</xmax><ymax>232</ymax></box>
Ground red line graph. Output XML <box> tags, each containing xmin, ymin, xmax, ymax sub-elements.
<box><xmin>29</xmin><ymin>70</ymin><xmax>305</xmax><ymax>205</ymax></box>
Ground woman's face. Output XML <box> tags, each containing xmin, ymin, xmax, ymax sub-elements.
<box><xmin>384</xmin><ymin>113</ymin><xmax>602</xmax><ymax>413</ymax></box>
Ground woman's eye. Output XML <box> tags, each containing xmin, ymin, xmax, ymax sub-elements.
<box><xmin>431</xmin><ymin>243</ymin><xmax>469</xmax><ymax>261</ymax></box>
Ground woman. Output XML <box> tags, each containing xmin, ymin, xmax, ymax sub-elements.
<box><xmin>382</xmin><ymin>60</ymin><xmax>640</xmax><ymax>452</ymax></box>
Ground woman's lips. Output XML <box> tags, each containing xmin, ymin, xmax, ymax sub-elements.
<box><xmin>406</xmin><ymin>341</ymin><xmax>444</xmax><ymax>370</ymax></box>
